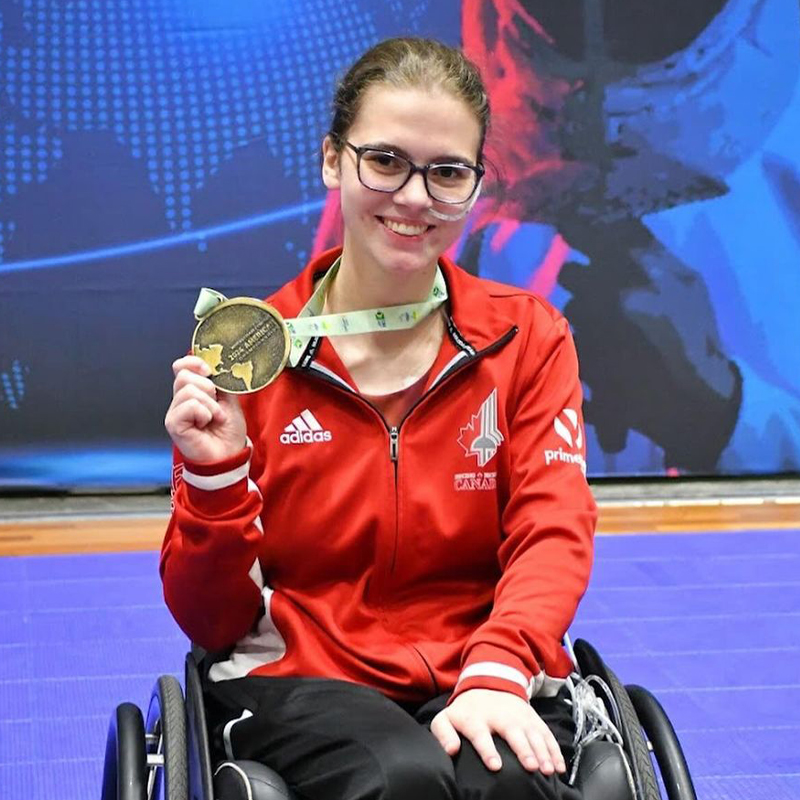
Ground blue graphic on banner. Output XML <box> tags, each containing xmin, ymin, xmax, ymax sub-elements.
<box><xmin>0</xmin><ymin>0</ymin><xmax>459</xmax><ymax>488</ymax></box>
<box><xmin>457</xmin><ymin>0</ymin><xmax>800</xmax><ymax>476</ymax></box>
<box><xmin>0</xmin><ymin>198</ymin><xmax>327</xmax><ymax>274</ymax></box>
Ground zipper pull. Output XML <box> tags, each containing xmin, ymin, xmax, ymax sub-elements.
<box><xmin>389</xmin><ymin>427</ymin><xmax>399</xmax><ymax>462</ymax></box>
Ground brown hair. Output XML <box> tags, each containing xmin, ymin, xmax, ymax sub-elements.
<box><xmin>329</xmin><ymin>37</ymin><xmax>490</xmax><ymax>161</ymax></box>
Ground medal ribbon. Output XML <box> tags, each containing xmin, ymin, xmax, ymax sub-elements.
<box><xmin>193</xmin><ymin>260</ymin><xmax>448</xmax><ymax>347</ymax></box>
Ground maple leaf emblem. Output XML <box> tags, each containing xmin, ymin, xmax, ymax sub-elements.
<box><xmin>458</xmin><ymin>389</ymin><xmax>504</xmax><ymax>467</ymax></box>
<box><xmin>457</xmin><ymin>413</ymin><xmax>480</xmax><ymax>457</ymax></box>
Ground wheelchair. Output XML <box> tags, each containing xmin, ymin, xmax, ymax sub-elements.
<box><xmin>101</xmin><ymin>637</ymin><xmax>696</xmax><ymax>800</ymax></box>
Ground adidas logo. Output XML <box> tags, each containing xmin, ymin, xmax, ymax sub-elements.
<box><xmin>279</xmin><ymin>409</ymin><xmax>333</xmax><ymax>444</ymax></box>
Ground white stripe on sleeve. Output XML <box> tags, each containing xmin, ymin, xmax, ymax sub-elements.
<box><xmin>457</xmin><ymin>661</ymin><xmax>532</xmax><ymax>697</ymax></box>
<box><xmin>456</xmin><ymin>662</ymin><xmax>566</xmax><ymax>699</ymax></box>
<box><xmin>182</xmin><ymin>461</ymin><xmax>250</xmax><ymax>491</ymax></box>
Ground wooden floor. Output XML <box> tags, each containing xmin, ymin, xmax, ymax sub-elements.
<box><xmin>0</xmin><ymin>498</ymin><xmax>797</xmax><ymax>556</ymax></box>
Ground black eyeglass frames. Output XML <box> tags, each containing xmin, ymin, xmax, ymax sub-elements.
<box><xmin>344</xmin><ymin>141</ymin><xmax>484</xmax><ymax>205</ymax></box>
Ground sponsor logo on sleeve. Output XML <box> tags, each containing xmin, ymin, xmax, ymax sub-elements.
<box><xmin>545</xmin><ymin>408</ymin><xmax>586</xmax><ymax>473</ymax></box>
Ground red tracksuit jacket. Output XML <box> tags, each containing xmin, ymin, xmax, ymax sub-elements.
<box><xmin>161</xmin><ymin>248</ymin><xmax>596</xmax><ymax>705</ymax></box>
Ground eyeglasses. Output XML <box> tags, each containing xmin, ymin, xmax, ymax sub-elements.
<box><xmin>344</xmin><ymin>141</ymin><xmax>484</xmax><ymax>205</ymax></box>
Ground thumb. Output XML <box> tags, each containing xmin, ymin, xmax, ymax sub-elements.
<box><xmin>214</xmin><ymin>387</ymin><xmax>244</xmax><ymax>415</ymax></box>
<box><xmin>430</xmin><ymin>711</ymin><xmax>461</xmax><ymax>756</ymax></box>
<box><xmin>212</xmin><ymin>387</ymin><xmax>246</xmax><ymax>433</ymax></box>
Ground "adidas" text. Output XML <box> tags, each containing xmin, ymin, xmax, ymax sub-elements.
<box><xmin>280</xmin><ymin>430</ymin><xmax>333</xmax><ymax>444</ymax></box>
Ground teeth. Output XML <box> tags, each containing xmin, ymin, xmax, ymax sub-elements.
<box><xmin>382</xmin><ymin>218</ymin><xmax>428</xmax><ymax>236</ymax></box>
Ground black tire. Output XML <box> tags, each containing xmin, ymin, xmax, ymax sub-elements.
<box><xmin>146</xmin><ymin>675</ymin><xmax>189</xmax><ymax>800</ymax></box>
<box><xmin>102</xmin><ymin>702</ymin><xmax>147</xmax><ymax>800</ymax></box>
<box><xmin>628</xmin><ymin>685</ymin><xmax>697</xmax><ymax>800</ymax></box>
<box><xmin>574</xmin><ymin>639</ymin><xmax>661</xmax><ymax>800</ymax></box>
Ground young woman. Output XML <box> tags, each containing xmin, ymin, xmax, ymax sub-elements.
<box><xmin>163</xmin><ymin>37</ymin><xmax>596</xmax><ymax>800</ymax></box>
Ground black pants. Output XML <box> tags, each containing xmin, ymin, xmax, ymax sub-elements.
<box><xmin>206</xmin><ymin>677</ymin><xmax>584</xmax><ymax>800</ymax></box>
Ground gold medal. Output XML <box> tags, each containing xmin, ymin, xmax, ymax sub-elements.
<box><xmin>191</xmin><ymin>261</ymin><xmax>448</xmax><ymax>394</ymax></box>
<box><xmin>192</xmin><ymin>298</ymin><xmax>291</xmax><ymax>394</ymax></box>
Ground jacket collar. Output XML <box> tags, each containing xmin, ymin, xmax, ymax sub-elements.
<box><xmin>267</xmin><ymin>247</ymin><xmax>518</xmax><ymax>360</ymax></box>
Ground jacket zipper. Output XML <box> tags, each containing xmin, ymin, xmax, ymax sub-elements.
<box><xmin>304</xmin><ymin>326</ymin><xmax>518</xmax><ymax>687</ymax></box>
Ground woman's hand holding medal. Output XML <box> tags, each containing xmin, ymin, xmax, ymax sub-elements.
<box><xmin>165</xmin><ymin>355</ymin><xmax>247</xmax><ymax>464</ymax></box>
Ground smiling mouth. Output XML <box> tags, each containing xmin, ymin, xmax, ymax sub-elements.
<box><xmin>379</xmin><ymin>217</ymin><xmax>434</xmax><ymax>237</ymax></box>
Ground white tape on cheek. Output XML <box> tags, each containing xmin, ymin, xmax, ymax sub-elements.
<box><xmin>427</xmin><ymin>183</ymin><xmax>482</xmax><ymax>221</ymax></box>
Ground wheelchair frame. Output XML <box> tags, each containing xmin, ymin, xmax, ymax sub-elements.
<box><xmin>101</xmin><ymin>638</ymin><xmax>696</xmax><ymax>800</ymax></box>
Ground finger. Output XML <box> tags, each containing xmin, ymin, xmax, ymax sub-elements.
<box><xmin>168</xmin><ymin>389</ymin><xmax>224</xmax><ymax>433</ymax></box>
<box><xmin>502</xmin><ymin>727</ymin><xmax>538</xmax><ymax>772</ymax></box>
<box><xmin>523</xmin><ymin>726</ymin><xmax>554</xmax><ymax>774</ymax></box>
<box><xmin>168</xmin><ymin>397</ymin><xmax>214</xmax><ymax>435</ymax></box>
<box><xmin>172</xmin><ymin>384</ymin><xmax>225</xmax><ymax>420</ymax></box>
<box><xmin>526</xmin><ymin>724</ymin><xmax>565</xmax><ymax>774</ymax></box>
<box><xmin>214</xmin><ymin>386</ymin><xmax>243</xmax><ymax>410</ymax></box>
<box><xmin>166</xmin><ymin>397</ymin><xmax>212</xmax><ymax>435</ymax></box>
<box><xmin>173</xmin><ymin>368</ymin><xmax>218</xmax><ymax>399</ymax></box>
<box><xmin>172</xmin><ymin>355</ymin><xmax>212</xmax><ymax>378</ymax></box>
<box><xmin>430</xmin><ymin>712</ymin><xmax>461</xmax><ymax>756</ymax></box>
<box><xmin>465</xmin><ymin>728</ymin><xmax>502</xmax><ymax>772</ymax></box>
<box><xmin>542</xmin><ymin>728</ymin><xmax>567</xmax><ymax>774</ymax></box>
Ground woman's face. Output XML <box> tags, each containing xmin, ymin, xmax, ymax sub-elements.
<box><xmin>322</xmin><ymin>83</ymin><xmax>482</xmax><ymax>281</ymax></box>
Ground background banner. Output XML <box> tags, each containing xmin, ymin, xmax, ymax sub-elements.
<box><xmin>0</xmin><ymin>0</ymin><xmax>798</xmax><ymax>488</ymax></box>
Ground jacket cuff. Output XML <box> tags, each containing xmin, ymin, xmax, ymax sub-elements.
<box><xmin>180</xmin><ymin>443</ymin><xmax>253</xmax><ymax>514</ymax></box>
<box><xmin>451</xmin><ymin>662</ymin><xmax>533</xmax><ymax>703</ymax></box>
<box><xmin>450</xmin><ymin>645</ymin><xmax>566</xmax><ymax>704</ymax></box>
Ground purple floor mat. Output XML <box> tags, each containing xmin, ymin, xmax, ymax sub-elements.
<box><xmin>1</xmin><ymin>529</ymin><xmax>798</xmax><ymax>798</ymax></box>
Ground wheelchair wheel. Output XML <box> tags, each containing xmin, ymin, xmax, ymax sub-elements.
<box><xmin>574</xmin><ymin>640</ymin><xmax>661</xmax><ymax>800</ymax></box>
<box><xmin>628</xmin><ymin>685</ymin><xmax>697</xmax><ymax>800</ymax></box>
<box><xmin>145</xmin><ymin>675</ymin><xmax>189</xmax><ymax>800</ymax></box>
<box><xmin>102</xmin><ymin>702</ymin><xmax>147</xmax><ymax>800</ymax></box>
